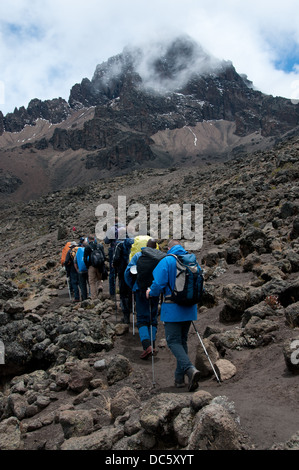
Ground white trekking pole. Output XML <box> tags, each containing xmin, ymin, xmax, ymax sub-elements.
<box><xmin>114</xmin><ymin>272</ymin><xmax>118</xmax><ymax>322</ymax></box>
<box><xmin>130</xmin><ymin>265</ymin><xmax>138</xmax><ymax>336</ymax></box>
<box><xmin>149</xmin><ymin>298</ymin><xmax>156</xmax><ymax>388</ymax></box>
<box><xmin>132</xmin><ymin>292</ymin><xmax>135</xmax><ymax>336</ymax></box>
<box><xmin>66</xmin><ymin>275</ymin><xmax>72</xmax><ymax>300</ymax></box>
<box><xmin>192</xmin><ymin>321</ymin><xmax>221</xmax><ymax>384</ymax></box>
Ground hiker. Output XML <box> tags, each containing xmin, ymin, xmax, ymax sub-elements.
<box><xmin>146</xmin><ymin>239</ymin><xmax>201</xmax><ymax>391</ymax></box>
<box><xmin>104</xmin><ymin>218</ymin><xmax>126</xmax><ymax>297</ymax></box>
<box><xmin>64</xmin><ymin>241</ymin><xmax>80</xmax><ymax>302</ymax></box>
<box><xmin>74</xmin><ymin>237</ymin><xmax>89</xmax><ymax>301</ymax></box>
<box><xmin>61</xmin><ymin>241</ymin><xmax>72</xmax><ymax>267</ymax></box>
<box><xmin>129</xmin><ymin>234</ymin><xmax>151</xmax><ymax>261</ymax></box>
<box><xmin>125</xmin><ymin>239</ymin><xmax>160</xmax><ymax>359</ymax></box>
<box><xmin>61</xmin><ymin>240</ymin><xmax>73</xmax><ymax>297</ymax></box>
<box><xmin>84</xmin><ymin>235</ymin><xmax>105</xmax><ymax>300</ymax></box>
<box><xmin>113</xmin><ymin>231</ymin><xmax>134</xmax><ymax>324</ymax></box>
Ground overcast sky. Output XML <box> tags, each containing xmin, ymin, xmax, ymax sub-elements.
<box><xmin>1</xmin><ymin>0</ymin><xmax>299</xmax><ymax>115</ymax></box>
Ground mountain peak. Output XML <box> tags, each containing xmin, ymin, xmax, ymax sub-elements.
<box><xmin>91</xmin><ymin>35</ymin><xmax>226</xmax><ymax>97</ymax></box>
<box><xmin>1</xmin><ymin>35</ymin><xmax>299</xmax><ymax>203</ymax></box>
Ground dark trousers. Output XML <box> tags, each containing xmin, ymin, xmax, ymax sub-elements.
<box><xmin>78</xmin><ymin>271</ymin><xmax>89</xmax><ymax>300</ymax></box>
<box><xmin>164</xmin><ymin>321</ymin><xmax>193</xmax><ymax>383</ymax></box>
<box><xmin>118</xmin><ymin>274</ymin><xmax>132</xmax><ymax>321</ymax></box>
<box><xmin>69</xmin><ymin>270</ymin><xmax>79</xmax><ymax>301</ymax></box>
<box><xmin>108</xmin><ymin>247</ymin><xmax>115</xmax><ymax>296</ymax></box>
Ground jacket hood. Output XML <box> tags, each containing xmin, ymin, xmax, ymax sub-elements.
<box><xmin>167</xmin><ymin>244</ymin><xmax>187</xmax><ymax>255</ymax></box>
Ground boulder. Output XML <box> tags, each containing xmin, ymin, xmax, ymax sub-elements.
<box><xmin>190</xmin><ymin>390</ymin><xmax>213</xmax><ymax>412</ymax></box>
<box><xmin>239</xmin><ymin>227</ymin><xmax>268</xmax><ymax>257</ymax></box>
<box><xmin>0</xmin><ymin>276</ymin><xmax>18</xmax><ymax>300</ymax></box>
<box><xmin>3</xmin><ymin>299</ymin><xmax>24</xmax><ymax>315</ymax></box>
<box><xmin>194</xmin><ymin>338</ymin><xmax>219</xmax><ymax>377</ymax></box>
<box><xmin>106</xmin><ymin>355</ymin><xmax>132</xmax><ymax>385</ymax></box>
<box><xmin>0</xmin><ymin>417</ymin><xmax>23</xmax><ymax>450</ymax></box>
<box><xmin>112</xmin><ymin>429</ymin><xmax>156</xmax><ymax>451</ymax></box>
<box><xmin>215</xmin><ymin>359</ymin><xmax>237</xmax><ymax>381</ymax></box>
<box><xmin>60</xmin><ymin>425</ymin><xmax>124</xmax><ymax>450</ymax></box>
<box><xmin>243</xmin><ymin>316</ymin><xmax>279</xmax><ymax>345</ymax></box>
<box><xmin>67</xmin><ymin>366</ymin><xmax>94</xmax><ymax>393</ymax></box>
<box><xmin>242</xmin><ymin>300</ymin><xmax>279</xmax><ymax>326</ymax></box>
<box><xmin>173</xmin><ymin>407</ymin><xmax>194</xmax><ymax>447</ymax></box>
<box><xmin>59</xmin><ymin>409</ymin><xmax>94</xmax><ymax>439</ymax></box>
<box><xmin>202</xmin><ymin>248</ymin><xmax>227</xmax><ymax>267</ymax></box>
<box><xmin>220</xmin><ymin>283</ymin><xmax>262</xmax><ymax>322</ymax></box>
<box><xmin>290</xmin><ymin>217</ymin><xmax>299</xmax><ymax>239</ymax></box>
<box><xmin>187</xmin><ymin>401</ymin><xmax>253</xmax><ymax>450</ymax></box>
<box><xmin>285</xmin><ymin>302</ymin><xmax>299</xmax><ymax>328</ymax></box>
<box><xmin>140</xmin><ymin>393</ymin><xmax>190</xmax><ymax>436</ymax></box>
<box><xmin>110</xmin><ymin>387</ymin><xmax>141</xmax><ymax>419</ymax></box>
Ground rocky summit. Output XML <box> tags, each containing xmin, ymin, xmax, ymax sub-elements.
<box><xmin>1</xmin><ymin>35</ymin><xmax>299</xmax><ymax>204</ymax></box>
<box><xmin>0</xmin><ymin>35</ymin><xmax>299</xmax><ymax>452</ymax></box>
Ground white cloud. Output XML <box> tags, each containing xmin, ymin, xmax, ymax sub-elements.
<box><xmin>0</xmin><ymin>0</ymin><xmax>299</xmax><ymax>114</ymax></box>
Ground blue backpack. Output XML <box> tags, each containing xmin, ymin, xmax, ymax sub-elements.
<box><xmin>76</xmin><ymin>247</ymin><xmax>87</xmax><ymax>273</ymax></box>
<box><xmin>167</xmin><ymin>253</ymin><xmax>204</xmax><ymax>306</ymax></box>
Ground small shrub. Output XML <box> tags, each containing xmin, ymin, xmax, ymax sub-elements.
<box><xmin>265</xmin><ymin>295</ymin><xmax>281</xmax><ymax>310</ymax></box>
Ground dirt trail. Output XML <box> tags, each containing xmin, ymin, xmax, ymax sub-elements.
<box><xmin>54</xmin><ymin>282</ymin><xmax>299</xmax><ymax>451</ymax></box>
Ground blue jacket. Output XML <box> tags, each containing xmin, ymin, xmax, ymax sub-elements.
<box><xmin>149</xmin><ymin>244</ymin><xmax>197</xmax><ymax>322</ymax></box>
<box><xmin>124</xmin><ymin>251</ymin><xmax>142</xmax><ymax>292</ymax></box>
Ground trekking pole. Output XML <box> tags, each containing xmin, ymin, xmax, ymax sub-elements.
<box><xmin>130</xmin><ymin>265</ymin><xmax>137</xmax><ymax>336</ymax></box>
<box><xmin>114</xmin><ymin>271</ymin><xmax>118</xmax><ymax>322</ymax></box>
<box><xmin>66</xmin><ymin>275</ymin><xmax>72</xmax><ymax>300</ymax></box>
<box><xmin>191</xmin><ymin>321</ymin><xmax>221</xmax><ymax>384</ymax></box>
<box><xmin>132</xmin><ymin>292</ymin><xmax>135</xmax><ymax>336</ymax></box>
<box><xmin>149</xmin><ymin>298</ymin><xmax>156</xmax><ymax>388</ymax></box>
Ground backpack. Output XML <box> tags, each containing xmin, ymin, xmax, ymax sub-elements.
<box><xmin>61</xmin><ymin>242</ymin><xmax>71</xmax><ymax>266</ymax></box>
<box><xmin>166</xmin><ymin>253</ymin><xmax>204</xmax><ymax>306</ymax></box>
<box><xmin>75</xmin><ymin>247</ymin><xmax>87</xmax><ymax>272</ymax></box>
<box><xmin>113</xmin><ymin>241</ymin><xmax>126</xmax><ymax>274</ymax></box>
<box><xmin>129</xmin><ymin>236</ymin><xmax>159</xmax><ymax>261</ymax></box>
<box><xmin>65</xmin><ymin>246</ymin><xmax>78</xmax><ymax>267</ymax></box>
<box><xmin>136</xmin><ymin>247</ymin><xmax>166</xmax><ymax>290</ymax></box>
<box><xmin>89</xmin><ymin>242</ymin><xmax>105</xmax><ymax>270</ymax></box>
<box><xmin>70</xmin><ymin>246</ymin><xmax>79</xmax><ymax>261</ymax></box>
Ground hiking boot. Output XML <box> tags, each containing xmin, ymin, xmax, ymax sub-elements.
<box><xmin>174</xmin><ymin>381</ymin><xmax>186</xmax><ymax>388</ymax></box>
<box><xmin>140</xmin><ymin>346</ymin><xmax>152</xmax><ymax>360</ymax></box>
<box><xmin>187</xmin><ymin>367</ymin><xmax>201</xmax><ymax>392</ymax></box>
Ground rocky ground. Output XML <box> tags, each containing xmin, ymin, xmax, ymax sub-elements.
<box><xmin>0</xmin><ymin>132</ymin><xmax>298</xmax><ymax>451</ymax></box>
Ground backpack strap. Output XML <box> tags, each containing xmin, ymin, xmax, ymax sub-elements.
<box><xmin>163</xmin><ymin>253</ymin><xmax>179</xmax><ymax>303</ymax></box>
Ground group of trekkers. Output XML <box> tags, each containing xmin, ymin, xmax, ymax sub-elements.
<box><xmin>61</xmin><ymin>222</ymin><xmax>205</xmax><ymax>392</ymax></box>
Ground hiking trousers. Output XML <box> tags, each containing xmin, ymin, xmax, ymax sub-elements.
<box><xmin>164</xmin><ymin>321</ymin><xmax>194</xmax><ymax>383</ymax></box>
<box><xmin>69</xmin><ymin>270</ymin><xmax>79</xmax><ymax>301</ymax></box>
<box><xmin>88</xmin><ymin>266</ymin><xmax>102</xmax><ymax>300</ymax></box>
<box><xmin>78</xmin><ymin>271</ymin><xmax>89</xmax><ymax>301</ymax></box>
<box><xmin>135</xmin><ymin>289</ymin><xmax>159</xmax><ymax>348</ymax></box>
<box><xmin>108</xmin><ymin>246</ymin><xmax>116</xmax><ymax>296</ymax></box>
